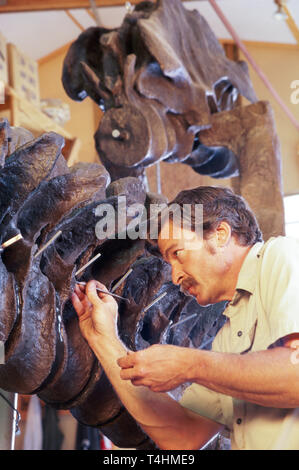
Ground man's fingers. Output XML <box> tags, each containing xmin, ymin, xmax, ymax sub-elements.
<box><xmin>75</xmin><ymin>284</ymin><xmax>85</xmax><ymax>300</ymax></box>
<box><xmin>117</xmin><ymin>351</ymin><xmax>137</xmax><ymax>369</ymax></box>
<box><xmin>119</xmin><ymin>368</ymin><xmax>138</xmax><ymax>381</ymax></box>
<box><xmin>85</xmin><ymin>280</ymin><xmax>104</xmax><ymax>306</ymax></box>
<box><xmin>85</xmin><ymin>280</ymin><xmax>116</xmax><ymax>306</ymax></box>
<box><xmin>119</xmin><ymin>366</ymin><xmax>146</xmax><ymax>382</ymax></box>
<box><xmin>71</xmin><ymin>292</ymin><xmax>84</xmax><ymax>316</ymax></box>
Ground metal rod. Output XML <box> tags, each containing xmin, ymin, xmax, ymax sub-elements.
<box><xmin>76</xmin><ymin>281</ymin><xmax>129</xmax><ymax>302</ymax></box>
<box><xmin>1</xmin><ymin>233</ymin><xmax>23</xmax><ymax>251</ymax></box>
<box><xmin>144</xmin><ymin>170</ymin><xmax>150</xmax><ymax>193</ymax></box>
<box><xmin>75</xmin><ymin>252</ymin><xmax>102</xmax><ymax>276</ymax></box>
<box><xmin>156</xmin><ymin>160</ymin><xmax>162</xmax><ymax>194</ymax></box>
<box><xmin>208</xmin><ymin>0</ymin><xmax>299</xmax><ymax>132</ymax></box>
<box><xmin>143</xmin><ymin>291</ymin><xmax>167</xmax><ymax>313</ymax></box>
<box><xmin>33</xmin><ymin>231</ymin><xmax>62</xmax><ymax>259</ymax></box>
<box><xmin>169</xmin><ymin>313</ymin><xmax>198</xmax><ymax>330</ymax></box>
<box><xmin>111</xmin><ymin>268</ymin><xmax>133</xmax><ymax>293</ymax></box>
<box><xmin>0</xmin><ymin>390</ymin><xmax>19</xmax><ymax>450</ymax></box>
<box><xmin>89</xmin><ymin>0</ymin><xmax>102</xmax><ymax>27</ymax></box>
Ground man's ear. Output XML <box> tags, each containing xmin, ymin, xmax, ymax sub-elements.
<box><xmin>215</xmin><ymin>221</ymin><xmax>232</xmax><ymax>247</ymax></box>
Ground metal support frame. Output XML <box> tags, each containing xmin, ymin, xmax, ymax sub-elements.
<box><xmin>0</xmin><ymin>390</ymin><xmax>18</xmax><ymax>450</ymax></box>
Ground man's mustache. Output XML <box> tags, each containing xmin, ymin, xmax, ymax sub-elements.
<box><xmin>180</xmin><ymin>279</ymin><xmax>197</xmax><ymax>296</ymax></box>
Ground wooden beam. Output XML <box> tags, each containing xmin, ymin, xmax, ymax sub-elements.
<box><xmin>219</xmin><ymin>38</ymin><xmax>299</xmax><ymax>51</ymax></box>
<box><xmin>36</xmin><ymin>36</ymin><xmax>299</xmax><ymax>68</ymax></box>
<box><xmin>0</xmin><ymin>0</ymin><xmax>152</xmax><ymax>13</ymax></box>
<box><xmin>283</xmin><ymin>4</ymin><xmax>299</xmax><ymax>47</ymax></box>
<box><xmin>64</xmin><ymin>9</ymin><xmax>85</xmax><ymax>31</ymax></box>
<box><xmin>85</xmin><ymin>8</ymin><xmax>96</xmax><ymax>22</ymax></box>
<box><xmin>37</xmin><ymin>41</ymin><xmax>73</xmax><ymax>65</ymax></box>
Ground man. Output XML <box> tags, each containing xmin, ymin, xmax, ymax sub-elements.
<box><xmin>72</xmin><ymin>186</ymin><xmax>299</xmax><ymax>450</ymax></box>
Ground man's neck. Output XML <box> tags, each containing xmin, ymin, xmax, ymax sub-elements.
<box><xmin>223</xmin><ymin>243</ymin><xmax>252</xmax><ymax>302</ymax></box>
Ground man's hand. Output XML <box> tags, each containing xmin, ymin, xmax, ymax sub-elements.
<box><xmin>71</xmin><ymin>280</ymin><xmax>119</xmax><ymax>347</ymax></box>
<box><xmin>117</xmin><ymin>344</ymin><xmax>194</xmax><ymax>393</ymax></box>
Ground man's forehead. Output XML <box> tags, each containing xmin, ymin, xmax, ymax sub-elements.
<box><xmin>157</xmin><ymin>221</ymin><xmax>200</xmax><ymax>257</ymax></box>
<box><xmin>158</xmin><ymin>219</ymin><xmax>197</xmax><ymax>242</ymax></box>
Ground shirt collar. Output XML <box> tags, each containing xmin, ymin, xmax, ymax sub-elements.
<box><xmin>228</xmin><ymin>241</ymin><xmax>264</xmax><ymax>307</ymax></box>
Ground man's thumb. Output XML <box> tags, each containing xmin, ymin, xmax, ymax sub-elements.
<box><xmin>85</xmin><ymin>280</ymin><xmax>102</xmax><ymax>306</ymax></box>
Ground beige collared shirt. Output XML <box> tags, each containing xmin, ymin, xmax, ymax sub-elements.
<box><xmin>179</xmin><ymin>236</ymin><xmax>299</xmax><ymax>450</ymax></box>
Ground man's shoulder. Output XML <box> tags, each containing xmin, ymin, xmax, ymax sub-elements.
<box><xmin>259</xmin><ymin>236</ymin><xmax>299</xmax><ymax>285</ymax></box>
<box><xmin>262</xmin><ymin>236</ymin><xmax>299</xmax><ymax>263</ymax></box>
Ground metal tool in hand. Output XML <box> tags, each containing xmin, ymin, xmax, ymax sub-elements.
<box><xmin>76</xmin><ymin>281</ymin><xmax>130</xmax><ymax>303</ymax></box>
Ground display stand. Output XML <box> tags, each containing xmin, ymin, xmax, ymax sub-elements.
<box><xmin>0</xmin><ymin>390</ymin><xmax>18</xmax><ymax>450</ymax></box>
<box><xmin>0</xmin><ymin>85</ymin><xmax>81</xmax><ymax>165</ymax></box>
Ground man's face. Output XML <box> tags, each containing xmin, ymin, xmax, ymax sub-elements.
<box><xmin>158</xmin><ymin>220</ymin><xmax>230</xmax><ymax>306</ymax></box>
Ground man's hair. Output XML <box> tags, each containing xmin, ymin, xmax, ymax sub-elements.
<box><xmin>150</xmin><ymin>186</ymin><xmax>263</xmax><ymax>247</ymax></box>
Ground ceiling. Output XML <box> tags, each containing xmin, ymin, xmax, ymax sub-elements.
<box><xmin>0</xmin><ymin>0</ymin><xmax>298</xmax><ymax>61</ymax></box>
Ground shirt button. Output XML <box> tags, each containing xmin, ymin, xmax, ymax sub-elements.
<box><xmin>237</xmin><ymin>330</ymin><xmax>243</xmax><ymax>337</ymax></box>
<box><xmin>236</xmin><ymin>418</ymin><xmax>242</xmax><ymax>425</ymax></box>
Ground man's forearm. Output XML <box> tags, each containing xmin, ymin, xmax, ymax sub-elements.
<box><xmin>91</xmin><ymin>335</ymin><xmax>178</xmax><ymax>427</ymax></box>
<box><xmin>191</xmin><ymin>346</ymin><xmax>299</xmax><ymax>408</ymax></box>
<box><xmin>89</xmin><ymin>336</ymin><xmax>222</xmax><ymax>449</ymax></box>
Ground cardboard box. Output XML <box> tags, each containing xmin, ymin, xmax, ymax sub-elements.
<box><xmin>7</xmin><ymin>42</ymin><xmax>40</xmax><ymax>107</ymax></box>
<box><xmin>0</xmin><ymin>32</ymin><xmax>8</xmax><ymax>85</ymax></box>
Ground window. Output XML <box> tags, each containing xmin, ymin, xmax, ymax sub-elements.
<box><xmin>284</xmin><ymin>195</ymin><xmax>299</xmax><ymax>239</ymax></box>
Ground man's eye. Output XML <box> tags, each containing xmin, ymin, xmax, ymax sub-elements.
<box><xmin>173</xmin><ymin>250</ymin><xmax>182</xmax><ymax>258</ymax></box>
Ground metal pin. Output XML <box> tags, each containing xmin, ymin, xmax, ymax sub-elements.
<box><xmin>34</xmin><ymin>231</ymin><xmax>62</xmax><ymax>259</ymax></box>
<box><xmin>75</xmin><ymin>253</ymin><xmax>102</xmax><ymax>276</ymax></box>
<box><xmin>143</xmin><ymin>291</ymin><xmax>167</xmax><ymax>313</ymax></box>
<box><xmin>169</xmin><ymin>313</ymin><xmax>198</xmax><ymax>330</ymax></box>
<box><xmin>76</xmin><ymin>281</ymin><xmax>129</xmax><ymax>302</ymax></box>
<box><xmin>0</xmin><ymin>233</ymin><xmax>23</xmax><ymax>253</ymax></box>
<box><xmin>111</xmin><ymin>268</ymin><xmax>133</xmax><ymax>293</ymax></box>
<box><xmin>199</xmin><ymin>336</ymin><xmax>214</xmax><ymax>350</ymax></box>
<box><xmin>125</xmin><ymin>1</ymin><xmax>134</xmax><ymax>13</ymax></box>
<box><xmin>112</xmin><ymin>129</ymin><xmax>120</xmax><ymax>139</ymax></box>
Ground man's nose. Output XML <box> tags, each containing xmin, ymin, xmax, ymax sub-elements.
<box><xmin>171</xmin><ymin>264</ymin><xmax>184</xmax><ymax>286</ymax></box>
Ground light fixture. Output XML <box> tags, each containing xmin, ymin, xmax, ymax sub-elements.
<box><xmin>273</xmin><ymin>0</ymin><xmax>288</xmax><ymax>21</ymax></box>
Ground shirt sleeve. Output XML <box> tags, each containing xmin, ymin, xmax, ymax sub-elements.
<box><xmin>259</xmin><ymin>237</ymin><xmax>299</xmax><ymax>348</ymax></box>
<box><xmin>179</xmin><ymin>382</ymin><xmax>226</xmax><ymax>425</ymax></box>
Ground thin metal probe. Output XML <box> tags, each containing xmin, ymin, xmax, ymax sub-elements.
<box><xmin>111</xmin><ymin>268</ymin><xmax>133</xmax><ymax>293</ymax></box>
<box><xmin>143</xmin><ymin>291</ymin><xmax>167</xmax><ymax>313</ymax></box>
<box><xmin>76</xmin><ymin>281</ymin><xmax>129</xmax><ymax>302</ymax></box>
<box><xmin>0</xmin><ymin>233</ymin><xmax>23</xmax><ymax>252</ymax></box>
<box><xmin>169</xmin><ymin>313</ymin><xmax>198</xmax><ymax>330</ymax></box>
<box><xmin>75</xmin><ymin>253</ymin><xmax>102</xmax><ymax>276</ymax></box>
<box><xmin>33</xmin><ymin>231</ymin><xmax>62</xmax><ymax>259</ymax></box>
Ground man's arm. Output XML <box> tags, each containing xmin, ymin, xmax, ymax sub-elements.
<box><xmin>119</xmin><ymin>338</ymin><xmax>299</xmax><ymax>408</ymax></box>
<box><xmin>71</xmin><ymin>281</ymin><xmax>222</xmax><ymax>450</ymax></box>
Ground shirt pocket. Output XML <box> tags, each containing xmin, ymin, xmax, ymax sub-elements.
<box><xmin>240</xmin><ymin>320</ymin><xmax>258</xmax><ymax>354</ymax></box>
<box><xmin>229</xmin><ymin>315</ymin><xmax>258</xmax><ymax>355</ymax></box>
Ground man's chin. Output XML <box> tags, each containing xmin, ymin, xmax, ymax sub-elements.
<box><xmin>195</xmin><ymin>294</ymin><xmax>213</xmax><ymax>308</ymax></box>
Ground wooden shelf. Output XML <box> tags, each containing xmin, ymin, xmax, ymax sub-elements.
<box><xmin>0</xmin><ymin>85</ymin><xmax>81</xmax><ymax>164</ymax></box>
